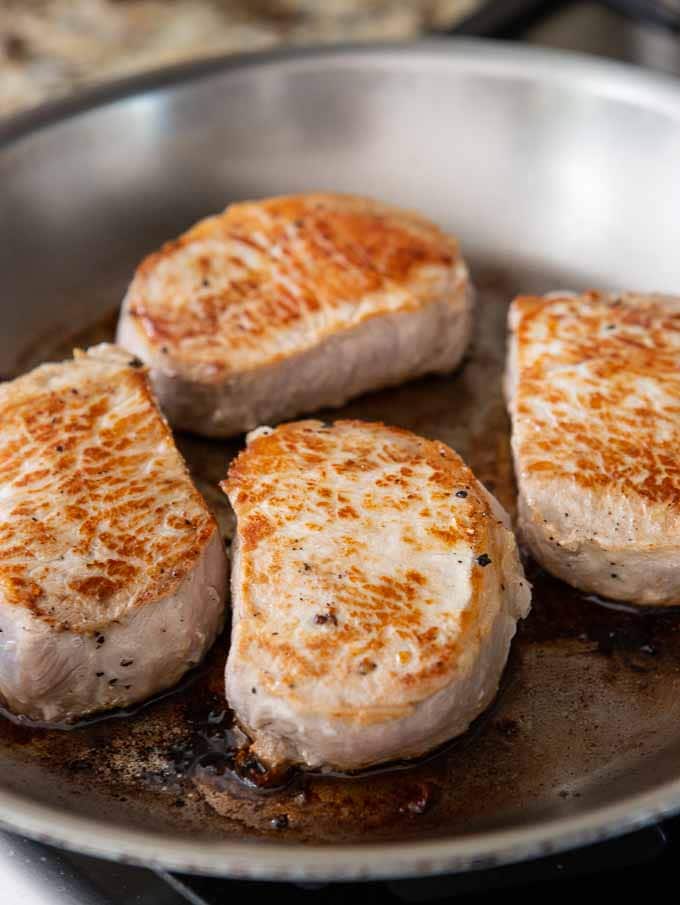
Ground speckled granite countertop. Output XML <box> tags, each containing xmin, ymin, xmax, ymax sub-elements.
<box><xmin>0</xmin><ymin>0</ymin><xmax>480</xmax><ymax>117</ymax></box>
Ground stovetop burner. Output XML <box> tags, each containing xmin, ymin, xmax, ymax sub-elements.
<box><xmin>1</xmin><ymin>1</ymin><xmax>679</xmax><ymax>901</ymax></box>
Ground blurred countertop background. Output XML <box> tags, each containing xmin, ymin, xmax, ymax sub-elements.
<box><xmin>0</xmin><ymin>0</ymin><xmax>482</xmax><ymax>116</ymax></box>
<box><xmin>3</xmin><ymin>1</ymin><xmax>680</xmax><ymax>121</ymax></box>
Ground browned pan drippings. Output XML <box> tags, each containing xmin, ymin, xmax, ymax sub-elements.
<box><xmin>2</xmin><ymin>270</ymin><xmax>680</xmax><ymax>844</ymax></box>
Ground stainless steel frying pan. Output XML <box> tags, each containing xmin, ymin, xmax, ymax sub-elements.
<box><xmin>1</xmin><ymin>39</ymin><xmax>680</xmax><ymax>882</ymax></box>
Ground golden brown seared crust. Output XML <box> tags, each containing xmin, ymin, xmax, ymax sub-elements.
<box><xmin>223</xmin><ymin>420</ymin><xmax>506</xmax><ymax>711</ymax></box>
<box><xmin>124</xmin><ymin>194</ymin><xmax>463</xmax><ymax>379</ymax></box>
<box><xmin>0</xmin><ymin>345</ymin><xmax>217</xmax><ymax>632</ymax></box>
<box><xmin>511</xmin><ymin>291</ymin><xmax>680</xmax><ymax>515</ymax></box>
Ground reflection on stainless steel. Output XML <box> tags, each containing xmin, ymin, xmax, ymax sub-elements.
<box><xmin>0</xmin><ymin>831</ymin><xmax>188</xmax><ymax>905</ymax></box>
<box><xmin>0</xmin><ymin>832</ymin><xmax>102</xmax><ymax>905</ymax></box>
<box><xmin>1</xmin><ymin>38</ymin><xmax>680</xmax><ymax>881</ymax></box>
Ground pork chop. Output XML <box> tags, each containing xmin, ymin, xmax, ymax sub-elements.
<box><xmin>0</xmin><ymin>344</ymin><xmax>227</xmax><ymax>724</ymax></box>
<box><xmin>117</xmin><ymin>194</ymin><xmax>473</xmax><ymax>437</ymax></box>
<box><xmin>506</xmin><ymin>290</ymin><xmax>680</xmax><ymax>606</ymax></box>
<box><xmin>221</xmin><ymin>419</ymin><xmax>530</xmax><ymax>771</ymax></box>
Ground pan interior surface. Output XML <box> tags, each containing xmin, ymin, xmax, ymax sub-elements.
<box><xmin>1</xmin><ymin>41</ymin><xmax>680</xmax><ymax>880</ymax></box>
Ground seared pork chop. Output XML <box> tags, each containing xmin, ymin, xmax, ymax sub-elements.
<box><xmin>117</xmin><ymin>194</ymin><xmax>473</xmax><ymax>437</ymax></box>
<box><xmin>506</xmin><ymin>291</ymin><xmax>680</xmax><ymax>606</ymax></box>
<box><xmin>0</xmin><ymin>344</ymin><xmax>227</xmax><ymax>723</ymax></box>
<box><xmin>221</xmin><ymin>420</ymin><xmax>530</xmax><ymax>771</ymax></box>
